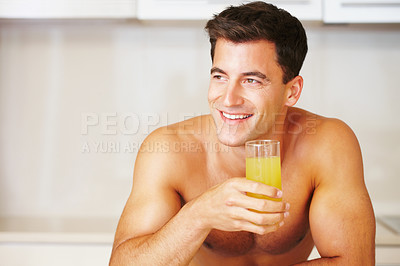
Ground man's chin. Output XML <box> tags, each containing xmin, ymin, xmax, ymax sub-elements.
<box><xmin>216</xmin><ymin>132</ymin><xmax>247</xmax><ymax>147</ymax></box>
<box><xmin>211</xmin><ymin>114</ymin><xmax>256</xmax><ymax>147</ymax></box>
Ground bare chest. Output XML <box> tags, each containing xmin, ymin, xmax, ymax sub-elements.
<box><xmin>203</xmin><ymin>210</ymin><xmax>311</xmax><ymax>256</ymax></box>
<box><xmin>181</xmin><ymin>157</ymin><xmax>314</xmax><ymax>257</ymax></box>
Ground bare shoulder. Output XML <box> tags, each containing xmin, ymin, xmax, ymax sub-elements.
<box><xmin>144</xmin><ymin>114</ymin><xmax>212</xmax><ymax>141</ymax></box>
<box><xmin>287</xmin><ymin>107</ymin><xmax>362</xmax><ymax>184</ymax></box>
<box><xmin>287</xmin><ymin>107</ymin><xmax>360</xmax><ymax>152</ymax></box>
<box><xmin>309</xmin><ymin>112</ymin><xmax>361</xmax><ymax>165</ymax></box>
<box><xmin>135</xmin><ymin>115</ymin><xmax>211</xmax><ymax>187</ymax></box>
<box><xmin>140</xmin><ymin>114</ymin><xmax>212</xmax><ymax>156</ymax></box>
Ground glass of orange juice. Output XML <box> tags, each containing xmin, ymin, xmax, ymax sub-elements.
<box><xmin>245</xmin><ymin>140</ymin><xmax>282</xmax><ymax>202</ymax></box>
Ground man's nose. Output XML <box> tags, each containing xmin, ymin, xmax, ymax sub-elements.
<box><xmin>222</xmin><ymin>82</ymin><xmax>244</xmax><ymax>106</ymax></box>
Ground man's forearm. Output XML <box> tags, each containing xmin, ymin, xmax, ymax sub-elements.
<box><xmin>109</xmin><ymin>202</ymin><xmax>210</xmax><ymax>266</ymax></box>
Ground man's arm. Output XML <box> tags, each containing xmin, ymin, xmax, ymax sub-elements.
<box><xmin>298</xmin><ymin>119</ymin><xmax>375</xmax><ymax>265</ymax></box>
<box><xmin>109</xmin><ymin>131</ymin><xmax>210</xmax><ymax>266</ymax></box>
<box><xmin>109</xmin><ymin>128</ymin><xmax>289</xmax><ymax>265</ymax></box>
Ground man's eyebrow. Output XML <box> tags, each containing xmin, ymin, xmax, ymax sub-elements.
<box><xmin>210</xmin><ymin>67</ymin><xmax>226</xmax><ymax>75</ymax></box>
<box><xmin>210</xmin><ymin>68</ymin><xmax>270</xmax><ymax>82</ymax></box>
<box><xmin>242</xmin><ymin>71</ymin><xmax>268</xmax><ymax>81</ymax></box>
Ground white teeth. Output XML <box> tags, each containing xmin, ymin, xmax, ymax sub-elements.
<box><xmin>222</xmin><ymin>112</ymin><xmax>252</xmax><ymax>120</ymax></box>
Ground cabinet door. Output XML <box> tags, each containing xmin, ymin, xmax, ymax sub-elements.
<box><xmin>273</xmin><ymin>0</ymin><xmax>322</xmax><ymax>20</ymax></box>
<box><xmin>137</xmin><ymin>0</ymin><xmax>322</xmax><ymax>21</ymax></box>
<box><xmin>323</xmin><ymin>0</ymin><xmax>400</xmax><ymax>23</ymax></box>
<box><xmin>0</xmin><ymin>0</ymin><xmax>136</xmax><ymax>18</ymax></box>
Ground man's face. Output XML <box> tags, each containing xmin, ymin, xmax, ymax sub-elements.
<box><xmin>208</xmin><ymin>38</ymin><xmax>289</xmax><ymax>147</ymax></box>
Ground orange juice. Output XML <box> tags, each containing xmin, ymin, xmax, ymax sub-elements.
<box><xmin>246</xmin><ymin>156</ymin><xmax>282</xmax><ymax>201</ymax></box>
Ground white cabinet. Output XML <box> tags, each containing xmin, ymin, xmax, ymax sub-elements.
<box><xmin>137</xmin><ymin>0</ymin><xmax>322</xmax><ymax>21</ymax></box>
<box><xmin>0</xmin><ymin>0</ymin><xmax>136</xmax><ymax>18</ymax></box>
<box><xmin>1</xmin><ymin>0</ymin><xmax>399</xmax><ymax>22</ymax></box>
<box><xmin>138</xmin><ymin>0</ymin><xmax>400</xmax><ymax>23</ymax></box>
<box><xmin>278</xmin><ymin>0</ymin><xmax>322</xmax><ymax>20</ymax></box>
<box><xmin>323</xmin><ymin>0</ymin><xmax>400</xmax><ymax>23</ymax></box>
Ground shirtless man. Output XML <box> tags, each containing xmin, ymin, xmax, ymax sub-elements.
<box><xmin>109</xmin><ymin>2</ymin><xmax>375</xmax><ymax>265</ymax></box>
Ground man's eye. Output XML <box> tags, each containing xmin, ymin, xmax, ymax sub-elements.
<box><xmin>213</xmin><ymin>75</ymin><xmax>226</xmax><ymax>81</ymax></box>
<box><xmin>245</xmin><ymin>79</ymin><xmax>259</xmax><ymax>84</ymax></box>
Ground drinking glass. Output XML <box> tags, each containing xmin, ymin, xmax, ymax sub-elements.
<box><xmin>245</xmin><ymin>140</ymin><xmax>282</xmax><ymax>202</ymax></box>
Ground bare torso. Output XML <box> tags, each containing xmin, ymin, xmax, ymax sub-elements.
<box><xmin>169</xmin><ymin>108</ymin><xmax>319</xmax><ymax>265</ymax></box>
<box><xmin>111</xmin><ymin>102</ymin><xmax>375</xmax><ymax>266</ymax></box>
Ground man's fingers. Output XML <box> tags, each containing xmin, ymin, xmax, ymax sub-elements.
<box><xmin>231</xmin><ymin>178</ymin><xmax>282</xmax><ymax>199</ymax></box>
<box><xmin>230</xmin><ymin>206</ymin><xmax>286</xmax><ymax>226</ymax></box>
<box><xmin>235</xmin><ymin>219</ymin><xmax>285</xmax><ymax>235</ymax></box>
<box><xmin>226</xmin><ymin>192</ymin><xmax>289</xmax><ymax>213</ymax></box>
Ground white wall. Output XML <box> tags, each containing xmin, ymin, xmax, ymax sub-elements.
<box><xmin>299</xmin><ymin>24</ymin><xmax>400</xmax><ymax>215</ymax></box>
<box><xmin>0</xmin><ymin>20</ymin><xmax>399</xmax><ymax>219</ymax></box>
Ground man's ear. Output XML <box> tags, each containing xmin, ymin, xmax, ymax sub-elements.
<box><xmin>284</xmin><ymin>75</ymin><xmax>303</xmax><ymax>107</ymax></box>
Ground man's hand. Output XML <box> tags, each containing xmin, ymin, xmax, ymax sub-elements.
<box><xmin>188</xmin><ymin>177</ymin><xmax>290</xmax><ymax>235</ymax></box>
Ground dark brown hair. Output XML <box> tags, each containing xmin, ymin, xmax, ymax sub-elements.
<box><xmin>205</xmin><ymin>1</ymin><xmax>308</xmax><ymax>84</ymax></box>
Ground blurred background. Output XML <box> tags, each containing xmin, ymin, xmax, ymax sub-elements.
<box><xmin>1</xmin><ymin>0</ymin><xmax>400</xmax><ymax>265</ymax></box>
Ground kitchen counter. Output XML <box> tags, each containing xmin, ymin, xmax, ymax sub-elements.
<box><xmin>0</xmin><ymin>217</ymin><xmax>116</xmax><ymax>244</ymax></box>
<box><xmin>376</xmin><ymin>216</ymin><xmax>400</xmax><ymax>246</ymax></box>
<box><xmin>1</xmin><ymin>216</ymin><xmax>398</xmax><ymax>245</ymax></box>
<box><xmin>0</xmin><ymin>216</ymin><xmax>399</xmax><ymax>266</ymax></box>
<box><xmin>0</xmin><ymin>217</ymin><xmax>117</xmax><ymax>266</ymax></box>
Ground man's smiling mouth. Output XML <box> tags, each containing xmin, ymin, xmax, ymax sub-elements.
<box><xmin>221</xmin><ymin>111</ymin><xmax>253</xmax><ymax>120</ymax></box>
